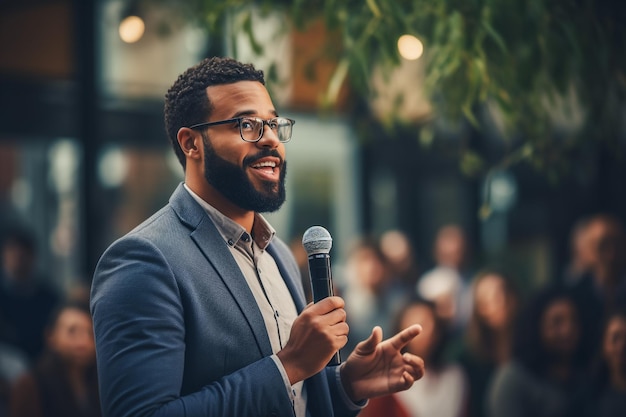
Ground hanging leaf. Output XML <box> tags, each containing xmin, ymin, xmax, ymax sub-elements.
<box><xmin>165</xmin><ymin>0</ymin><xmax>626</xmax><ymax>180</ymax></box>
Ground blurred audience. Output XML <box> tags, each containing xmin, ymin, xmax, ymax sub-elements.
<box><xmin>417</xmin><ymin>224</ymin><xmax>474</xmax><ymax>333</ymax></box>
<box><xmin>361</xmin><ymin>297</ymin><xmax>468</xmax><ymax>417</ymax></box>
<box><xmin>0</xmin><ymin>226</ymin><xmax>59</xmax><ymax>360</ymax></box>
<box><xmin>341</xmin><ymin>236</ymin><xmax>409</xmax><ymax>354</ymax></box>
<box><xmin>581</xmin><ymin>307</ymin><xmax>626</xmax><ymax>417</ymax></box>
<box><xmin>569</xmin><ymin>214</ymin><xmax>626</xmax><ymax>295</ymax></box>
<box><xmin>456</xmin><ymin>269</ymin><xmax>521</xmax><ymax>417</ymax></box>
<box><xmin>379</xmin><ymin>229</ymin><xmax>420</xmax><ymax>290</ymax></box>
<box><xmin>0</xmin><ymin>342</ymin><xmax>28</xmax><ymax>417</ymax></box>
<box><xmin>0</xmin><ymin>214</ymin><xmax>620</xmax><ymax>417</ymax></box>
<box><xmin>488</xmin><ymin>286</ymin><xmax>587</xmax><ymax>417</ymax></box>
<box><xmin>9</xmin><ymin>301</ymin><xmax>101</xmax><ymax>417</ymax></box>
<box><xmin>289</xmin><ymin>234</ymin><xmax>314</xmax><ymax>304</ymax></box>
<box><xmin>566</xmin><ymin>213</ymin><xmax>626</xmax><ymax>363</ymax></box>
<box><xmin>584</xmin><ymin>214</ymin><xmax>626</xmax><ymax>301</ymax></box>
<box><xmin>65</xmin><ymin>282</ymin><xmax>93</xmax><ymax>306</ymax></box>
<box><xmin>562</xmin><ymin>216</ymin><xmax>597</xmax><ymax>285</ymax></box>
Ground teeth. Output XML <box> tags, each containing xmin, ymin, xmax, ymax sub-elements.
<box><xmin>252</xmin><ymin>161</ymin><xmax>276</xmax><ymax>168</ymax></box>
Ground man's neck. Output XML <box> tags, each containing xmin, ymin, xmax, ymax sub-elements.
<box><xmin>184</xmin><ymin>181</ymin><xmax>255</xmax><ymax>232</ymax></box>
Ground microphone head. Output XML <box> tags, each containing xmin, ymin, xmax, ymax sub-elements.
<box><xmin>302</xmin><ymin>226</ymin><xmax>333</xmax><ymax>255</ymax></box>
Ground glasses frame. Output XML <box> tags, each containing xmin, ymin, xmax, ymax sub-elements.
<box><xmin>189</xmin><ymin>116</ymin><xmax>295</xmax><ymax>143</ymax></box>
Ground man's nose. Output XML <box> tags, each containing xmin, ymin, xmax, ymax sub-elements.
<box><xmin>256</xmin><ymin>123</ymin><xmax>280</xmax><ymax>148</ymax></box>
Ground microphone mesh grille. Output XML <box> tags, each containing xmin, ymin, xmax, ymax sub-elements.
<box><xmin>302</xmin><ymin>226</ymin><xmax>333</xmax><ymax>255</ymax></box>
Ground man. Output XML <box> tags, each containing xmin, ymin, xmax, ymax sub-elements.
<box><xmin>90</xmin><ymin>57</ymin><xmax>425</xmax><ymax>417</ymax></box>
<box><xmin>566</xmin><ymin>213</ymin><xmax>626</xmax><ymax>364</ymax></box>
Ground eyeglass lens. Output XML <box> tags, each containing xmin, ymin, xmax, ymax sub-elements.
<box><xmin>241</xmin><ymin>117</ymin><xmax>292</xmax><ymax>142</ymax></box>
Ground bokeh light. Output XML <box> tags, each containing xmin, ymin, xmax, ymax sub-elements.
<box><xmin>397</xmin><ymin>34</ymin><xmax>424</xmax><ymax>60</ymax></box>
<box><xmin>119</xmin><ymin>15</ymin><xmax>145</xmax><ymax>44</ymax></box>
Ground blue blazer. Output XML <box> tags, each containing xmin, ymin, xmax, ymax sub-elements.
<box><xmin>90</xmin><ymin>184</ymin><xmax>359</xmax><ymax>417</ymax></box>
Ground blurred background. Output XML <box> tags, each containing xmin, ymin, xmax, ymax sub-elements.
<box><xmin>0</xmin><ymin>0</ymin><xmax>624</xmax><ymax>296</ymax></box>
<box><xmin>0</xmin><ymin>1</ymin><xmax>625</xmax><ymax>416</ymax></box>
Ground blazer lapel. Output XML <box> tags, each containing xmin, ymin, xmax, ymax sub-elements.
<box><xmin>170</xmin><ymin>184</ymin><xmax>273</xmax><ymax>358</ymax></box>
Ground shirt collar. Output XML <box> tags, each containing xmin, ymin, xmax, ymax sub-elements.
<box><xmin>183</xmin><ymin>183</ymin><xmax>275</xmax><ymax>250</ymax></box>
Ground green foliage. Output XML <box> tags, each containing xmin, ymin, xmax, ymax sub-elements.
<box><xmin>163</xmin><ymin>0</ymin><xmax>626</xmax><ymax>179</ymax></box>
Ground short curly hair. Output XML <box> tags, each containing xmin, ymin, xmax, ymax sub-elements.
<box><xmin>164</xmin><ymin>57</ymin><xmax>265</xmax><ymax>169</ymax></box>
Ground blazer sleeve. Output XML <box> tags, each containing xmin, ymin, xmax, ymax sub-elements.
<box><xmin>90</xmin><ymin>235</ymin><xmax>295</xmax><ymax>417</ymax></box>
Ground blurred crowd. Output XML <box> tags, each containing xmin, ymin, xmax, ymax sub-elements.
<box><xmin>0</xmin><ymin>226</ymin><xmax>99</xmax><ymax>417</ymax></box>
<box><xmin>0</xmin><ymin>212</ymin><xmax>624</xmax><ymax>417</ymax></box>
<box><xmin>339</xmin><ymin>213</ymin><xmax>626</xmax><ymax>417</ymax></box>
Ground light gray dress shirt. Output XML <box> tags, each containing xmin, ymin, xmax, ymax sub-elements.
<box><xmin>185</xmin><ymin>185</ymin><xmax>307</xmax><ymax>416</ymax></box>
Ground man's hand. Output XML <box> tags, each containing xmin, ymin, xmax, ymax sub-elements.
<box><xmin>340</xmin><ymin>325</ymin><xmax>425</xmax><ymax>402</ymax></box>
<box><xmin>277</xmin><ymin>296</ymin><xmax>349</xmax><ymax>385</ymax></box>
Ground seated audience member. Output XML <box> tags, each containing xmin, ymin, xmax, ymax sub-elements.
<box><xmin>361</xmin><ymin>298</ymin><xmax>468</xmax><ymax>417</ymax></box>
<box><xmin>582</xmin><ymin>307</ymin><xmax>626</xmax><ymax>417</ymax></box>
<box><xmin>567</xmin><ymin>214</ymin><xmax>626</xmax><ymax>361</ymax></box>
<box><xmin>488</xmin><ymin>286</ymin><xmax>587</xmax><ymax>417</ymax></box>
<box><xmin>342</xmin><ymin>237</ymin><xmax>408</xmax><ymax>354</ymax></box>
<box><xmin>0</xmin><ymin>227</ymin><xmax>59</xmax><ymax>360</ymax></box>
<box><xmin>9</xmin><ymin>301</ymin><xmax>101</xmax><ymax>417</ymax></box>
<box><xmin>457</xmin><ymin>269</ymin><xmax>521</xmax><ymax>417</ymax></box>
<box><xmin>561</xmin><ymin>216</ymin><xmax>597</xmax><ymax>286</ymax></box>
<box><xmin>417</xmin><ymin>224</ymin><xmax>474</xmax><ymax>334</ymax></box>
<box><xmin>379</xmin><ymin>229</ymin><xmax>421</xmax><ymax>290</ymax></box>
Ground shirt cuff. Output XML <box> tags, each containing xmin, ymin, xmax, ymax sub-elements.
<box><xmin>335</xmin><ymin>365</ymin><xmax>368</xmax><ymax>410</ymax></box>
<box><xmin>270</xmin><ymin>354</ymin><xmax>296</xmax><ymax>403</ymax></box>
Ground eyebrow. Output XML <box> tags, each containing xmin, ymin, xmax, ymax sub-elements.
<box><xmin>231</xmin><ymin>109</ymin><xmax>279</xmax><ymax>118</ymax></box>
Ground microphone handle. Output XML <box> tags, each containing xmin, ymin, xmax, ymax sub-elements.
<box><xmin>307</xmin><ymin>253</ymin><xmax>341</xmax><ymax>366</ymax></box>
<box><xmin>308</xmin><ymin>253</ymin><xmax>334</xmax><ymax>302</ymax></box>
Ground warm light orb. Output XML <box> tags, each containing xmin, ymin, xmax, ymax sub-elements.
<box><xmin>397</xmin><ymin>34</ymin><xmax>424</xmax><ymax>60</ymax></box>
<box><xmin>119</xmin><ymin>15</ymin><xmax>145</xmax><ymax>43</ymax></box>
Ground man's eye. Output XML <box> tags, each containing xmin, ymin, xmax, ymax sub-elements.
<box><xmin>240</xmin><ymin>120</ymin><xmax>255</xmax><ymax>130</ymax></box>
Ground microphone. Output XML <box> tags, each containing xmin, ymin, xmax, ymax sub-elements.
<box><xmin>302</xmin><ymin>226</ymin><xmax>341</xmax><ymax>365</ymax></box>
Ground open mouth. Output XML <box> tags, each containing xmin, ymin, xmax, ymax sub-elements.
<box><xmin>250</xmin><ymin>159</ymin><xmax>279</xmax><ymax>180</ymax></box>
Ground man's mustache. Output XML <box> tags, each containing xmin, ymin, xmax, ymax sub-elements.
<box><xmin>244</xmin><ymin>149</ymin><xmax>284</xmax><ymax>167</ymax></box>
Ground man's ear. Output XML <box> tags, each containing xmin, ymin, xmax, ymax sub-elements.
<box><xmin>177</xmin><ymin>128</ymin><xmax>202</xmax><ymax>161</ymax></box>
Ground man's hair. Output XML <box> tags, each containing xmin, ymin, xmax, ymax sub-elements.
<box><xmin>164</xmin><ymin>57</ymin><xmax>265</xmax><ymax>168</ymax></box>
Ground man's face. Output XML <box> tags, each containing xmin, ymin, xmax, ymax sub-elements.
<box><xmin>200</xmin><ymin>81</ymin><xmax>287</xmax><ymax>212</ymax></box>
<box><xmin>202</xmin><ymin>133</ymin><xmax>286</xmax><ymax>212</ymax></box>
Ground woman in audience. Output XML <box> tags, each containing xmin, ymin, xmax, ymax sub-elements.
<box><xmin>457</xmin><ymin>269</ymin><xmax>521</xmax><ymax>417</ymax></box>
<box><xmin>361</xmin><ymin>297</ymin><xmax>468</xmax><ymax>417</ymax></box>
<box><xmin>488</xmin><ymin>286</ymin><xmax>587</xmax><ymax>417</ymax></box>
<box><xmin>582</xmin><ymin>307</ymin><xmax>626</xmax><ymax>417</ymax></box>
<box><xmin>9</xmin><ymin>301</ymin><xmax>101</xmax><ymax>417</ymax></box>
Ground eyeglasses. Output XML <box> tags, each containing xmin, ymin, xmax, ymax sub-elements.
<box><xmin>189</xmin><ymin>116</ymin><xmax>295</xmax><ymax>143</ymax></box>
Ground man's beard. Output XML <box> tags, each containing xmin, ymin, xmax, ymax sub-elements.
<box><xmin>202</xmin><ymin>134</ymin><xmax>287</xmax><ymax>213</ymax></box>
